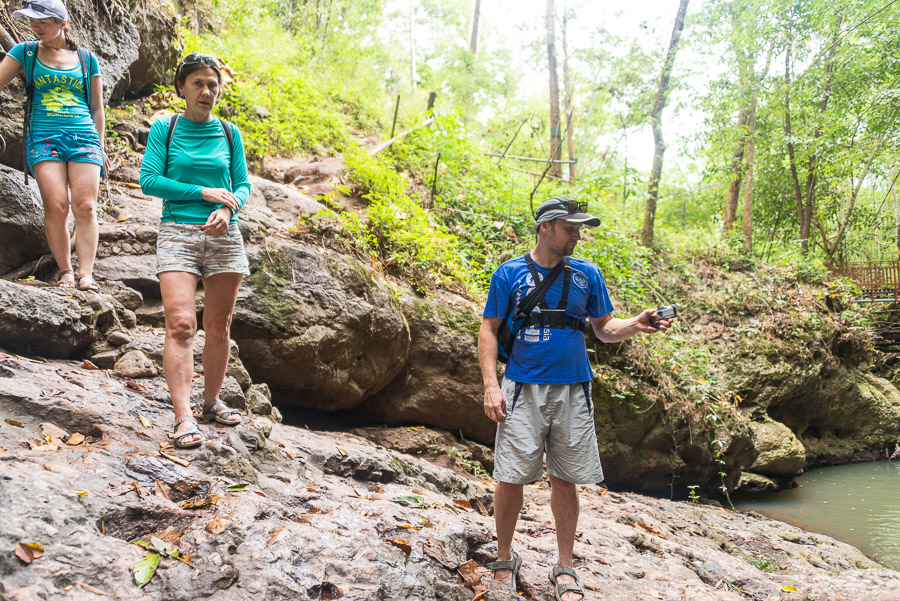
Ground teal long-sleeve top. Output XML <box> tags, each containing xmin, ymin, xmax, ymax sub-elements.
<box><xmin>140</xmin><ymin>116</ymin><xmax>251</xmax><ymax>224</ymax></box>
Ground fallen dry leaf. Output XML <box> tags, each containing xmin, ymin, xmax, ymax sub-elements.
<box><xmin>14</xmin><ymin>542</ymin><xmax>44</xmax><ymax>564</ymax></box>
<box><xmin>126</xmin><ymin>381</ymin><xmax>149</xmax><ymax>393</ymax></box>
<box><xmin>635</xmin><ymin>522</ymin><xmax>667</xmax><ymax>540</ymax></box>
<box><xmin>65</xmin><ymin>432</ymin><xmax>86</xmax><ymax>446</ymax></box>
<box><xmin>179</xmin><ymin>495</ymin><xmax>220</xmax><ymax>510</ymax></box>
<box><xmin>70</xmin><ymin>490</ymin><xmax>88</xmax><ymax>497</ymax></box>
<box><xmin>387</xmin><ymin>538</ymin><xmax>412</xmax><ymax>556</ymax></box>
<box><xmin>456</xmin><ymin>560</ymin><xmax>482</xmax><ymax>587</ymax></box>
<box><xmin>116</xmin><ymin>215</ymin><xmax>131</xmax><ymax>222</ymax></box>
<box><xmin>473</xmin><ymin>499</ymin><xmax>489</xmax><ymax>516</ymax></box>
<box><xmin>337</xmin><ymin>447</ymin><xmax>348</xmax><ymax>457</ymax></box>
<box><xmin>138</xmin><ymin>415</ymin><xmax>151</xmax><ymax>428</ymax></box>
<box><xmin>4</xmin><ymin>418</ymin><xmax>24</xmax><ymax>427</ymax></box>
<box><xmin>131</xmin><ymin>481</ymin><xmax>143</xmax><ymax>499</ymax></box>
<box><xmin>454</xmin><ymin>499</ymin><xmax>472</xmax><ymax>510</ymax></box>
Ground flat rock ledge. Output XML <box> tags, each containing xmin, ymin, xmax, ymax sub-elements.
<box><xmin>0</xmin><ymin>354</ymin><xmax>898</xmax><ymax>601</ymax></box>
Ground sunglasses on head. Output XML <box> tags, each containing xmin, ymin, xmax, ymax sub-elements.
<box><xmin>536</xmin><ymin>198</ymin><xmax>588</xmax><ymax>220</ymax></box>
<box><xmin>23</xmin><ymin>2</ymin><xmax>63</xmax><ymax>18</ymax></box>
<box><xmin>179</xmin><ymin>52</ymin><xmax>220</xmax><ymax>69</ymax></box>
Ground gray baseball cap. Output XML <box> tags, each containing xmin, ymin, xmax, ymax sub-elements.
<box><xmin>13</xmin><ymin>0</ymin><xmax>69</xmax><ymax>21</ymax></box>
<box><xmin>535</xmin><ymin>196</ymin><xmax>601</xmax><ymax>227</ymax></box>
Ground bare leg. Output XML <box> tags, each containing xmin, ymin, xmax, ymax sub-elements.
<box><xmin>493</xmin><ymin>481</ymin><xmax>524</xmax><ymax>584</ymax></box>
<box><xmin>33</xmin><ymin>161</ymin><xmax>73</xmax><ymax>280</ymax></box>
<box><xmin>67</xmin><ymin>161</ymin><xmax>101</xmax><ymax>279</ymax></box>
<box><xmin>549</xmin><ymin>474</ymin><xmax>583</xmax><ymax>601</ymax></box>
<box><xmin>200</xmin><ymin>272</ymin><xmax>243</xmax><ymax>418</ymax></box>
<box><xmin>160</xmin><ymin>271</ymin><xmax>201</xmax><ymax>442</ymax></box>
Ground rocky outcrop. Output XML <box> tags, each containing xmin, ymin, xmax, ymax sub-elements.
<box><xmin>232</xmin><ymin>239</ymin><xmax>410</xmax><ymax>411</ymax></box>
<box><xmin>0</xmin><ymin>167</ymin><xmax>48</xmax><ymax>274</ymax></box>
<box><xmin>0</xmin><ymin>279</ymin><xmax>95</xmax><ymax>357</ymax></box>
<box><xmin>359</xmin><ymin>289</ymin><xmax>496</xmax><ymax>444</ymax></box>
<box><xmin>749</xmin><ymin>418</ymin><xmax>807</xmax><ymax>477</ymax></box>
<box><xmin>2</xmin><ymin>352</ymin><xmax>900</xmax><ymax>601</ymax></box>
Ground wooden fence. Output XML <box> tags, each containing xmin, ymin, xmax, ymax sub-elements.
<box><xmin>828</xmin><ymin>261</ymin><xmax>900</xmax><ymax>302</ymax></box>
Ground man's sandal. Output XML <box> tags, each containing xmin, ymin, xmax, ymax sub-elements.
<box><xmin>170</xmin><ymin>416</ymin><xmax>203</xmax><ymax>449</ymax></box>
<box><xmin>201</xmin><ymin>399</ymin><xmax>242</xmax><ymax>426</ymax></box>
<box><xmin>549</xmin><ymin>566</ymin><xmax>584</xmax><ymax>601</ymax></box>
<box><xmin>57</xmin><ymin>269</ymin><xmax>75</xmax><ymax>289</ymax></box>
<box><xmin>76</xmin><ymin>273</ymin><xmax>100</xmax><ymax>292</ymax></box>
<box><xmin>486</xmin><ymin>550</ymin><xmax>522</xmax><ymax>592</ymax></box>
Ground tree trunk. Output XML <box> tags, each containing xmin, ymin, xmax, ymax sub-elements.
<box><xmin>640</xmin><ymin>0</ymin><xmax>689</xmax><ymax>248</ymax></box>
<box><xmin>722</xmin><ymin>107</ymin><xmax>748</xmax><ymax>232</ymax></box>
<box><xmin>562</xmin><ymin>2</ymin><xmax>576</xmax><ymax>181</ymax></box>
<box><xmin>469</xmin><ymin>0</ymin><xmax>481</xmax><ymax>56</ymax></box>
<box><xmin>546</xmin><ymin>0</ymin><xmax>563</xmax><ymax>179</ymax></box>
<box><xmin>740</xmin><ymin>36</ymin><xmax>776</xmax><ymax>250</ymax></box>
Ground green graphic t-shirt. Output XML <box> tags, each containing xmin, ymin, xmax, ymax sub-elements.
<box><xmin>8</xmin><ymin>42</ymin><xmax>101</xmax><ymax>134</ymax></box>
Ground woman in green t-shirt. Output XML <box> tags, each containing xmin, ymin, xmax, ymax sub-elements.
<box><xmin>0</xmin><ymin>0</ymin><xmax>108</xmax><ymax>291</ymax></box>
<box><xmin>140</xmin><ymin>53</ymin><xmax>250</xmax><ymax>449</ymax></box>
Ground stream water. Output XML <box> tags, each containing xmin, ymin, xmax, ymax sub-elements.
<box><xmin>735</xmin><ymin>461</ymin><xmax>900</xmax><ymax>570</ymax></box>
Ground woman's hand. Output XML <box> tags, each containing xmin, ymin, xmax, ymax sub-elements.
<box><xmin>101</xmin><ymin>150</ymin><xmax>111</xmax><ymax>176</ymax></box>
<box><xmin>202</xmin><ymin>207</ymin><xmax>232</xmax><ymax>236</ymax></box>
<box><xmin>201</xmin><ymin>187</ymin><xmax>240</xmax><ymax>212</ymax></box>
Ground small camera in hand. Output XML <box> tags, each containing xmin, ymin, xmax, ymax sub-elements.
<box><xmin>651</xmin><ymin>305</ymin><xmax>677</xmax><ymax>329</ymax></box>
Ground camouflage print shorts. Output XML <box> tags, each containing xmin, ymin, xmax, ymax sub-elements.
<box><xmin>156</xmin><ymin>222</ymin><xmax>250</xmax><ymax>279</ymax></box>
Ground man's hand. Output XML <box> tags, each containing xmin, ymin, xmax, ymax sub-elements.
<box><xmin>637</xmin><ymin>308</ymin><xmax>674</xmax><ymax>333</ymax></box>
<box><xmin>484</xmin><ymin>383</ymin><xmax>507</xmax><ymax>423</ymax></box>
<box><xmin>202</xmin><ymin>207</ymin><xmax>232</xmax><ymax>236</ymax></box>
<box><xmin>201</xmin><ymin>187</ymin><xmax>240</xmax><ymax>212</ymax></box>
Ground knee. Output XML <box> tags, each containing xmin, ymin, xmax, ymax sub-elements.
<box><xmin>203</xmin><ymin>314</ymin><xmax>233</xmax><ymax>342</ymax></box>
<box><xmin>166</xmin><ymin>313</ymin><xmax>197</xmax><ymax>343</ymax></box>
<box><xmin>548</xmin><ymin>475</ymin><xmax>576</xmax><ymax>493</ymax></box>
<box><xmin>70</xmin><ymin>198</ymin><xmax>97</xmax><ymax>221</ymax></box>
<box><xmin>43</xmin><ymin>201</ymin><xmax>69</xmax><ymax>221</ymax></box>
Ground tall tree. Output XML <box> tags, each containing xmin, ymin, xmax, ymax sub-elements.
<box><xmin>739</xmin><ymin>34</ymin><xmax>776</xmax><ymax>249</ymax></box>
<box><xmin>640</xmin><ymin>0</ymin><xmax>690</xmax><ymax>247</ymax></box>
<box><xmin>562</xmin><ymin>2</ymin><xmax>576</xmax><ymax>181</ymax></box>
<box><xmin>469</xmin><ymin>0</ymin><xmax>481</xmax><ymax>56</ymax></box>
<box><xmin>784</xmin><ymin>12</ymin><xmax>842</xmax><ymax>256</ymax></box>
<box><xmin>546</xmin><ymin>0</ymin><xmax>563</xmax><ymax>179</ymax></box>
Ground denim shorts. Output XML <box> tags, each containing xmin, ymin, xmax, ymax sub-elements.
<box><xmin>27</xmin><ymin>130</ymin><xmax>104</xmax><ymax>176</ymax></box>
<box><xmin>156</xmin><ymin>222</ymin><xmax>250</xmax><ymax>279</ymax></box>
<box><xmin>493</xmin><ymin>378</ymin><xmax>604</xmax><ymax>485</ymax></box>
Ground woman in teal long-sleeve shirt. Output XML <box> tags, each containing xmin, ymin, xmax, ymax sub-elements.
<box><xmin>140</xmin><ymin>53</ymin><xmax>249</xmax><ymax>449</ymax></box>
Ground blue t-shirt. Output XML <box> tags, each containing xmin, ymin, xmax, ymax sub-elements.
<box><xmin>8</xmin><ymin>42</ymin><xmax>101</xmax><ymax>134</ymax></box>
<box><xmin>483</xmin><ymin>255</ymin><xmax>614</xmax><ymax>384</ymax></box>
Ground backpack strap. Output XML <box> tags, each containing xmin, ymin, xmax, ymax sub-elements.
<box><xmin>77</xmin><ymin>49</ymin><xmax>91</xmax><ymax>106</ymax></box>
<box><xmin>218</xmin><ymin>118</ymin><xmax>234</xmax><ymax>191</ymax></box>
<box><xmin>22</xmin><ymin>41</ymin><xmax>38</xmax><ymax>184</ymax></box>
<box><xmin>524</xmin><ymin>254</ymin><xmax>550</xmax><ymax>310</ymax></box>
<box><xmin>556</xmin><ymin>258</ymin><xmax>572</xmax><ymax>311</ymax></box>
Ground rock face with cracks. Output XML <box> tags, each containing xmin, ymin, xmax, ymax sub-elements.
<box><xmin>0</xmin><ymin>169</ymin><xmax>48</xmax><ymax>275</ymax></box>
<box><xmin>232</xmin><ymin>239</ymin><xmax>410</xmax><ymax>410</ymax></box>
<box><xmin>1</xmin><ymin>353</ymin><xmax>900</xmax><ymax>601</ymax></box>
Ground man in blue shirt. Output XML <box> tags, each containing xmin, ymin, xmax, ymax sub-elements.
<box><xmin>478</xmin><ymin>197</ymin><xmax>673</xmax><ymax>600</ymax></box>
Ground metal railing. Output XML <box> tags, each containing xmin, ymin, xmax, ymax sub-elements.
<box><xmin>829</xmin><ymin>261</ymin><xmax>900</xmax><ymax>302</ymax></box>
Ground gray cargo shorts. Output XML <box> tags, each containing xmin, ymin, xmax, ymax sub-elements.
<box><xmin>156</xmin><ymin>222</ymin><xmax>250</xmax><ymax>279</ymax></box>
<box><xmin>493</xmin><ymin>378</ymin><xmax>604</xmax><ymax>485</ymax></box>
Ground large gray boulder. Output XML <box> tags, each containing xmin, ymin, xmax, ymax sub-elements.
<box><xmin>0</xmin><ymin>279</ymin><xmax>95</xmax><ymax>356</ymax></box>
<box><xmin>0</xmin><ymin>167</ymin><xmax>48</xmax><ymax>274</ymax></box>
<box><xmin>231</xmin><ymin>240</ymin><xmax>409</xmax><ymax>410</ymax></box>
<box><xmin>359</xmin><ymin>290</ymin><xmax>496</xmax><ymax>444</ymax></box>
<box><xmin>749</xmin><ymin>417</ymin><xmax>806</xmax><ymax>477</ymax></box>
